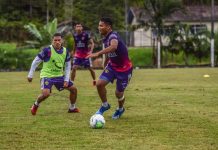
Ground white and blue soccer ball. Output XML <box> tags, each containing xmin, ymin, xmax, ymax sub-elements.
<box><xmin>90</xmin><ymin>114</ymin><xmax>105</xmax><ymax>129</ymax></box>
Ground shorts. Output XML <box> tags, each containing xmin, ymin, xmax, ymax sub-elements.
<box><xmin>99</xmin><ymin>66</ymin><xmax>133</xmax><ymax>92</ymax></box>
<box><xmin>40</xmin><ymin>76</ymin><xmax>73</xmax><ymax>91</ymax></box>
<box><xmin>72</xmin><ymin>57</ymin><xmax>92</xmax><ymax>68</ymax></box>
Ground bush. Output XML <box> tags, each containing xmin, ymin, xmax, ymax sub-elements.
<box><xmin>0</xmin><ymin>43</ymin><xmax>39</xmax><ymax>70</ymax></box>
<box><xmin>0</xmin><ymin>21</ymin><xmax>31</xmax><ymax>42</ymax></box>
<box><xmin>128</xmin><ymin>47</ymin><xmax>153</xmax><ymax>67</ymax></box>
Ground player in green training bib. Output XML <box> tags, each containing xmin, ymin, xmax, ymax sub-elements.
<box><xmin>27</xmin><ymin>33</ymin><xmax>80</xmax><ymax>115</ymax></box>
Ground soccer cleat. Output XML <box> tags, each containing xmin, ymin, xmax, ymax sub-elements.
<box><xmin>68</xmin><ymin>107</ymin><xmax>80</xmax><ymax>113</ymax></box>
<box><xmin>112</xmin><ymin>108</ymin><xmax>125</xmax><ymax>119</ymax></box>
<box><xmin>93</xmin><ymin>80</ymin><xmax>96</xmax><ymax>86</ymax></box>
<box><xmin>31</xmin><ymin>104</ymin><xmax>38</xmax><ymax>115</ymax></box>
<box><xmin>96</xmin><ymin>104</ymin><xmax>111</xmax><ymax>115</ymax></box>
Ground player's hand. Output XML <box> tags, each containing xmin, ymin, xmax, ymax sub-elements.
<box><xmin>27</xmin><ymin>77</ymin><xmax>33</xmax><ymax>82</ymax></box>
<box><xmin>86</xmin><ymin>52</ymin><xmax>99</xmax><ymax>59</ymax></box>
<box><xmin>63</xmin><ymin>81</ymin><xmax>69</xmax><ymax>88</ymax></box>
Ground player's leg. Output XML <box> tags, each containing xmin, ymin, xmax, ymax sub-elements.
<box><xmin>95</xmin><ymin>79</ymin><xmax>110</xmax><ymax>114</ymax></box>
<box><xmin>115</xmin><ymin>91</ymin><xmax>125</xmax><ymax>109</ymax></box>
<box><xmin>112</xmin><ymin>89</ymin><xmax>126</xmax><ymax>119</ymax></box>
<box><xmin>71</xmin><ymin>57</ymin><xmax>81</xmax><ymax>81</ymax></box>
<box><xmin>67</xmin><ymin>85</ymin><xmax>79</xmax><ymax>113</ymax></box>
<box><xmin>112</xmin><ymin>68</ymin><xmax>133</xmax><ymax>119</ymax></box>
<box><xmin>95</xmin><ymin>67</ymin><xmax>114</xmax><ymax>115</ymax></box>
<box><xmin>88</xmin><ymin>67</ymin><xmax>96</xmax><ymax>86</ymax></box>
<box><xmin>31</xmin><ymin>78</ymin><xmax>52</xmax><ymax>115</ymax></box>
<box><xmin>54</xmin><ymin>76</ymin><xmax>79</xmax><ymax>113</ymax></box>
<box><xmin>85</xmin><ymin>58</ymin><xmax>96</xmax><ymax>86</ymax></box>
<box><xmin>71</xmin><ymin>65</ymin><xmax>78</xmax><ymax>81</ymax></box>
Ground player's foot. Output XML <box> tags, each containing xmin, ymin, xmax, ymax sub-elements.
<box><xmin>68</xmin><ymin>107</ymin><xmax>80</xmax><ymax>113</ymax></box>
<box><xmin>112</xmin><ymin>108</ymin><xmax>125</xmax><ymax>119</ymax></box>
<box><xmin>96</xmin><ymin>104</ymin><xmax>111</xmax><ymax>115</ymax></box>
<box><xmin>93</xmin><ymin>80</ymin><xmax>96</xmax><ymax>86</ymax></box>
<box><xmin>31</xmin><ymin>104</ymin><xmax>38</xmax><ymax>115</ymax></box>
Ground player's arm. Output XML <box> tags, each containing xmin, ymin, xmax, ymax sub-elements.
<box><xmin>63</xmin><ymin>52</ymin><xmax>71</xmax><ymax>87</ymax></box>
<box><xmin>103</xmin><ymin>55</ymin><xmax>109</xmax><ymax>68</ymax></box>
<box><xmin>27</xmin><ymin>56</ymin><xmax>42</xmax><ymax>82</ymax></box>
<box><xmin>89</xmin><ymin>38</ymin><xmax>94</xmax><ymax>53</ymax></box>
<box><xmin>70</xmin><ymin>43</ymin><xmax>76</xmax><ymax>57</ymax></box>
<box><xmin>86</xmin><ymin>39</ymin><xmax>118</xmax><ymax>58</ymax></box>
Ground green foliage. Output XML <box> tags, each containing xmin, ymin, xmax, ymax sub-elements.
<box><xmin>0</xmin><ymin>43</ymin><xmax>38</xmax><ymax>70</ymax></box>
<box><xmin>143</xmin><ymin>0</ymin><xmax>183</xmax><ymax>31</ymax></box>
<box><xmin>23</xmin><ymin>18</ymin><xmax>57</xmax><ymax>48</ymax></box>
<box><xmin>72</xmin><ymin>0</ymin><xmax>125</xmax><ymax>30</ymax></box>
<box><xmin>166</xmin><ymin>23</ymin><xmax>210</xmax><ymax>65</ymax></box>
<box><xmin>63</xmin><ymin>33</ymin><xmax>74</xmax><ymax>51</ymax></box>
<box><xmin>0</xmin><ymin>20</ymin><xmax>31</xmax><ymax>42</ymax></box>
<box><xmin>128</xmin><ymin>47</ymin><xmax>153</xmax><ymax>66</ymax></box>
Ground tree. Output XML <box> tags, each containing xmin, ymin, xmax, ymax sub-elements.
<box><xmin>23</xmin><ymin>18</ymin><xmax>58</xmax><ymax>49</ymax></box>
<box><xmin>71</xmin><ymin>0</ymin><xmax>125</xmax><ymax>31</ymax></box>
<box><xmin>141</xmin><ymin>0</ymin><xmax>184</xmax><ymax>67</ymax></box>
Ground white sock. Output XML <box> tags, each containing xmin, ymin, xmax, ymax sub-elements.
<box><xmin>118</xmin><ymin>107</ymin><xmax>124</xmax><ymax>112</ymax></box>
<box><xmin>69</xmin><ymin>104</ymin><xmax>76</xmax><ymax>110</ymax></box>
<box><xmin>34</xmin><ymin>101</ymin><xmax>39</xmax><ymax>106</ymax></box>
<box><xmin>102</xmin><ymin>102</ymin><xmax>108</xmax><ymax>107</ymax></box>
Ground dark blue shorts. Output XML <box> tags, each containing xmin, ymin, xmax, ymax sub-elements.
<box><xmin>99</xmin><ymin>66</ymin><xmax>133</xmax><ymax>92</ymax></box>
<box><xmin>40</xmin><ymin>76</ymin><xmax>73</xmax><ymax>91</ymax></box>
<box><xmin>73</xmin><ymin>57</ymin><xmax>92</xmax><ymax>68</ymax></box>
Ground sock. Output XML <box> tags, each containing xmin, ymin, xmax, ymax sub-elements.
<box><xmin>118</xmin><ymin>107</ymin><xmax>124</xmax><ymax>112</ymax></box>
<box><xmin>69</xmin><ymin>104</ymin><xmax>76</xmax><ymax>110</ymax></box>
<box><xmin>102</xmin><ymin>102</ymin><xmax>108</xmax><ymax>107</ymax></box>
<box><xmin>34</xmin><ymin>101</ymin><xmax>39</xmax><ymax>106</ymax></box>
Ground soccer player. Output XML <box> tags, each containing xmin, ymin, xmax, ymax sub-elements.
<box><xmin>27</xmin><ymin>33</ymin><xmax>79</xmax><ymax>115</ymax></box>
<box><xmin>71</xmin><ymin>23</ymin><xmax>96</xmax><ymax>85</ymax></box>
<box><xmin>86</xmin><ymin>17</ymin><xmax>133</xmax><ymax>119</ymax></box>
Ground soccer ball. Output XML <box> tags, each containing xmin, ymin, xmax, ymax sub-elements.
<box><xmin>90</xmin><ymin>114</ymin><xmax>105</xmax><ymax>129</ymax></box>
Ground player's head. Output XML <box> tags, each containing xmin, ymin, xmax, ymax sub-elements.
<box><xmin>52</xmin><ymin>33</ymin><xmax>63</xmax><ymax>50</ymax></box>
<box><xmin>74</xmin><ymin>23</ymin><xmax>83</xmax><ymax>33</ymax></box>
<box><xmin>98</xmin><ymin>17</ymin><xmax>113</xmax><ymax>36</ymax></box>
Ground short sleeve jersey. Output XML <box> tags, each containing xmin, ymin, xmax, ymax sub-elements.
<box><xmin>103</xmin><ymin>31</ymin><xmax>132</xmax><ymax>72</ymax></box>
<box><xmin>73</xmin><ymin>31</ymin><xmax>90</xmax><ymax>58</ymax></box>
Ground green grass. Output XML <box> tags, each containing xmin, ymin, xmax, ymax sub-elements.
<box><xmin>0</xmin><ymin>68</ymin><xmax>218</xmax><ymax>150</ymax></box>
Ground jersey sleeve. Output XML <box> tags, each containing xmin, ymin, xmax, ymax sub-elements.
<box><xmin>65</xmin><ymin>49</ymin><xmax>71</xmax><ymax>62</ymax></box>
<box><xmin>108</xmin><ymin>33</ymin><xmax>118</xmax><ymax>43</ymax></box>
<box><xmin>37</xmin><ymin>47</ymin><xmax>50</xmax><ymax>61</ymax></box>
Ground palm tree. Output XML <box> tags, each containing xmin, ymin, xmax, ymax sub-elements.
<box><xmin>23</xmin><ymin>18</ymin><xmax>57</xmax><ymax>49</ymax></box>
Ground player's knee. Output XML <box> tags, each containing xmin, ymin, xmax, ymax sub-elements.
<box><xmin>96</xmin><ymin>81</ymin><xmax>104</xmax><ymax>89</ymax></box>
<box><xmin>42</xmin><ymin>91</ymin><xmax>50</xmax><ymax>98</ymax></box>
<box><xmin>69</xmin><ymin>86</ymin><xmax>77</xmax><ymax>94</ymax></box>
<box><xmin>72</xmin><ymin>65</ymin><xmax>78</xmax><ymax>70</ymax></box>
<box><xmin>115</xmin><ymin>91</ymin><xmax>124</xmax><ymax>99</ymax></box>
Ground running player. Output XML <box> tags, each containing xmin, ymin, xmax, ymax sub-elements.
<box><xmin>86</xmin><ymin>17</ymin><xmax>133</xmax><ymax>119</ymax></box>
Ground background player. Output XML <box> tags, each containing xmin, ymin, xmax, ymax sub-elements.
<box><xmin>71</xmin><ymin>23</ymin><xmax>96</xmax><ymax>85</ymax></box>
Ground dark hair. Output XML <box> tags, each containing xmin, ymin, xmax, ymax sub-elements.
<box><xmin>74</xmin><ymin>22</ymin><xmax>82</xmax><ymax>26</ymax></box>
<box><xmin>100</xmin><ymin>17</ymin><xmax>113</xmax><ymax>26</ymax></box>
<box><xmin>53</xmin><ymin>33</ymin><xmax>62</xmax><ymax>38</ymax></box>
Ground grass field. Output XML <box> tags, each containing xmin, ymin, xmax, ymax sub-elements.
<box><xmin>0</xmin><ymin>68</ymin><xmax>218</xmax><ymax>150</ymax></box>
